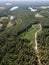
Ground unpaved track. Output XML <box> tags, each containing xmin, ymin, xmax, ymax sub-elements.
<box><xmin>35</xmin><ymin>24</ymin><xmax>42</xmax><ymax>65</ymax></box>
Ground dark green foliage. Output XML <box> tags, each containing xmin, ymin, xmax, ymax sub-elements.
<box><xmin>0</xmin><ymin>8</ymin><xmax>38</xmax><ymax>65</ymax></box>
<box><xmin>37</xmin><ymin>30</ymin><xmax>49</xmax><ymax>65</ymax></box>
<box><xmin>0</xmin><ymin>32</ymin><xmax>38</xmax><ymax>65</ymax></box>
<box><xmin>37</xmin><ymin>11</ymin><xmax>49</xmax><ymax>65</ymax></box>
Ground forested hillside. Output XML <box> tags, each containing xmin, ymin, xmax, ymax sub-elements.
<box><xmin>37</xmin><ymin>9</ymin><xmax>49</xmax><ymax>65</ymax></box>
<box><xmin>0</xmin><ymin>2</ymin><xmax>49</xmax><ymax>65</ymax></box>
<box><xmin>0</xmin><ymin>7</ymin><xmax>39</xmax><ymax>65</ymax></box>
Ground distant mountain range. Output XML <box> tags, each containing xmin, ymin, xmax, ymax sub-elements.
<box><xmin>0</xmin><ymin>1</ymin><xmax>49</xmax><ymax>7</ymax></box>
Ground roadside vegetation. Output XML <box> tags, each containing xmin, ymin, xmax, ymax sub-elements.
<box><xmin>37</xmin><ymin>9</ymin><xmax>49</xmax><ymax>65</ymax></box>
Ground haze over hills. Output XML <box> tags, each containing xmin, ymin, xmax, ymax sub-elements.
<box><xmin>2</xmin><ymin>1</ymin><xmax>49</xmax><ymax>9</ymax></box>
<box><xmin>0</xmin><ymin>0</ymin><xmax>49</xmax><ymax>6</ymax></box>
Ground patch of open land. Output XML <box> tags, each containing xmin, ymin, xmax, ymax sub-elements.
<box><xmin>21</xmin><ymin>24</ymin><xmax>40</xmax><ymax>47</ymax></box>
<box><xmin>40</xmin><ymin>6</ymin><xmax>49</xmax><ymax>9</ymax></box>
<box><xmin>35</xmin><ymin>13</ymin><xmax>44</xmax><ymax>17</ymax></box>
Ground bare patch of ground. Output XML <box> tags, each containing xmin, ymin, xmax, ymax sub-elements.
<box><xmin>35</xmin><ymin>13</ymin><xmax>44</xmax><ymax>17</ymax></box>
<box><xmin>40</xmin><ymin>6</ymin><xmax>49</xmax><ymax>9</ymax></box>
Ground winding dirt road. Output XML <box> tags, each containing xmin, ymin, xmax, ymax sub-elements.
<box><xmin>35</xmin><ymin>24</ymin><xmax>42</xmax><ymax>65</ymax></box>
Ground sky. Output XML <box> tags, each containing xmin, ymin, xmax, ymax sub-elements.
<box><xmin>0</xmin><ymin>0</ymin><xmax>49</xmax><ymax>2</ymax></box>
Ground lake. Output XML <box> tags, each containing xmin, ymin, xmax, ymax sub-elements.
<box><xmin>10</xmin><ymin>6</ymin><xmax>19</xmax><ymax>11</ymax></box>
<box><xmin>29</xmin><ymin>7</ymin><xmax>37</xmax><ymax>12</ymax></box>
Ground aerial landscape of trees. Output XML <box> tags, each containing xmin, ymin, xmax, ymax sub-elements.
<box><xmin>0</xmin><ymin>6</ymin><xmax>39</xmax><ymax>65</ymax></box>
<box><xmin>0</xmin><ymin>2</ymin><xmax>49</xmax><ymax>65</ymax></box>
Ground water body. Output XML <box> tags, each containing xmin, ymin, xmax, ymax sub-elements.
<box><xmin>10</xmin><ymin>16</ymin><xmax>14</xmax><ymax>20</ymax></box>
<box><xmin>10</xmin><ymin>6</ymin><xmax>19</xmax><ymax>11</ymax></box>
<box><xmin>29</xmin><ymin>7</ymin><xmax>37</xmax><ymax>12</ymax></box>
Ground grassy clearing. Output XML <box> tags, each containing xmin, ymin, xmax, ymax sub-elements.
<box><xmin>21</xmin><ymin>24</ymin><xmax>40</xmax><ymax>46</ymax></box>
